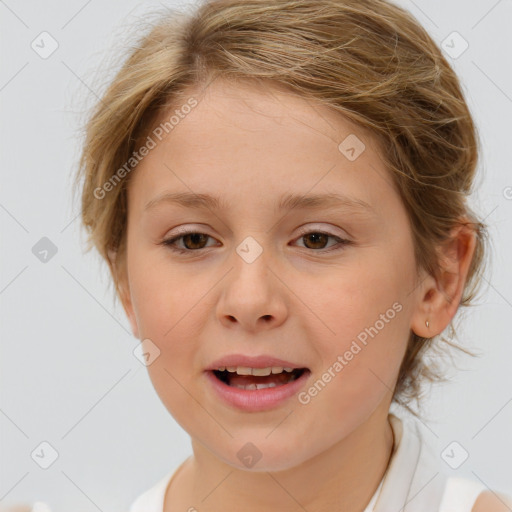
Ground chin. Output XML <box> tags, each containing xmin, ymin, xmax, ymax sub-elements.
<box><xmin>210</xmin><ymin>439</ymin><xmax>314</xmax><ymax>473</ymax></box>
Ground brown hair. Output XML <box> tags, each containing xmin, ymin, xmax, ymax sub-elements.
<box><xmin>73</xmin><ymin>0</ymin><xmax>489</xmax><ymax>418</ymax></box>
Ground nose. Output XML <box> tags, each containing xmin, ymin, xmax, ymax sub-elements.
<box><xmin>216</xmin><ymin>247</ymin><xmax>288</xmax><ymax>332</ymax></box>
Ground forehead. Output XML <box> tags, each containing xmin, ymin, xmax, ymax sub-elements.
<box><xmin>127</xmin><ymin>79</ymin><xmax>396</xmax><ymax>216</ymax></box>
<box><xmin>166</xmin><ymin>78</ymin><xmax>373</xmax><ymax>143</ymax></box>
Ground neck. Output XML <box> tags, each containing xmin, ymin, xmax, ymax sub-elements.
<box><xmin>166</xmin><ymin>404</ymin><xmax>395</xmax><ymax>512</ymax></box>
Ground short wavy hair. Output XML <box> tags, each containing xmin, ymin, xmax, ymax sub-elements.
<box><xmin>73</xmin><ymin>0</ymin><xmax>489</xmax><ymax>418</ymax></box>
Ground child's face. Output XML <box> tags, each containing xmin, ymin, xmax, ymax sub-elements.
<box><xmin>121</xmin><ymin>79</ymin><xmax>427</xmax><ymax>470</ymax></box>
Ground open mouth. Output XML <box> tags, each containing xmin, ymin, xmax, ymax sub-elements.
<box><xmin>211</xmin><ymin>367</ymin><xmax>308</xmax><ymax>390</ymax></box>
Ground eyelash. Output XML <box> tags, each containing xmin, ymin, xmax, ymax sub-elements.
<box><xmin>160</xmin><ymin>229</ymin><xmax>352</xmax><ymax>255</ymax></box>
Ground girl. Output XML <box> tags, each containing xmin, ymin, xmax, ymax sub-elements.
<box><xmin>73</xmin><ymin>0</ymin><xmax>511</xmax><ymax>510</ymax></box>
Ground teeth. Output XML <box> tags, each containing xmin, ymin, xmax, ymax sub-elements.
<box><xmin>251</xmin><ymin>367</ymin><xmax>272</xmax><ymax>376</ymax></box>
<box><xmin>233</xmin><ymin>382</ymin><xmax>279</xmax><ymax>390</ymax></box>
<box><xmin>218</xmin><ymin>366</ymin><xmax>296</xmax><ymax>375</ymax></box>
<box><xmin>235</xmin><ymin>366</ymin><xmax>253</xmax><ymax>375</ymax></box>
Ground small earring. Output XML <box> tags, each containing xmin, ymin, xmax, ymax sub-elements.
<box><xmin>425</xmin><ymin>319</ymin><xmax>430</xmax><ymax>328</ymax></box>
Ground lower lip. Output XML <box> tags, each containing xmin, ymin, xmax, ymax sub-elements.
<box><xmin>204</xmin><ymin>369</ymin><xmax>311</xmax><ymax>412</ymax></box>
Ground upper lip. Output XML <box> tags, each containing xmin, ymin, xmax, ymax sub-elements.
<box><xmin>205</xmin><ymin>354</ymin><xmax>308</xmax><ymax>371</ymax></box>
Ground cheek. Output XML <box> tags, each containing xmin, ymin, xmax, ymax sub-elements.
<box><xmin>132</xmin><ymin>281</ymin><xmax>203</xmax><ymax>355</ymax></box>
<box><xmin>317</xmin><ymin>258</ymin><xmax>408</xmax><ymax>336</ymax></box>
<box><xmin>128</xmin><ymin>248</ymin><xmax>198</xmax><ymax>334</ymax></box>
<box><xmin>301</xmin><ymin>314</ymin><xmax>407</xmax><ymax>433</ymax></box>
<box><xmin>129</xmin><ymin>267</ymin><xmax>206</xmax><ymax>423</ymax></box>
<box><xmin>307</xmin><ymin>254</ymin><xmax>410</xmax><ymax>388</ymax></box>
<box><xmin>128</xmin><ymin>257</ymin><xmax>212</xmax><ymax>373</ymax></box>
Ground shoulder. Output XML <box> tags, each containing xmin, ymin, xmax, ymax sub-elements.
<box><xmin>0</xmin><ymin>505</ymin><xmax>51</xmax><ymax>512</ymax></box>
<box><xmin>129</xmin><ymin>468</ymin><xmax>178</xmax><ymax>512</ymax></box>
<box><xmin>440</xmin><ymin>476</ymin><xmax>512</xmax><ymax>512</ymax></box>
<box><xmin>471</xmin><ymin>490</ymin><xmax>512</xmax><ymax>512</ymax></box>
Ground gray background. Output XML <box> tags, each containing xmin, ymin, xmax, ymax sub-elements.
<box><xmin>1</xmin><ymin>0</ymin><xmax>511</xmax><ymax>510</ymax></box>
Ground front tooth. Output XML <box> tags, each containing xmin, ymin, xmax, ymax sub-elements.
<box><xmin>251</xmin><ymin>367</ymin><xmax>272</xmax><ymax>376</ymax></box>
<box><xmin>236</xmin><ymin>366</ymin><xmax>253</xmax><ymax>375</ymax></box>
<box><xmin>271</xmin><ymin>366</ymin><xmax>284</xmax><ymax>374</ymax></box>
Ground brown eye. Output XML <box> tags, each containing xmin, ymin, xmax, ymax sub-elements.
<box><xmin>301</xmin><ymin>232</ymin><xmax>330</xmax><ymax>249</ymax></box>
<box><xmin>161</xmin><ymin>231</ymin><xmax>216</xmax><ymax>253</ymax></box>
<box><xmin>181</xmin><ymin>233</ymin><xmax>209</xmax><ymax>250</ymax></box>
<box><xmin>161</xmin><ymin>229</ymin><xmax>351</xmax><ymax>255</ymax></box>
<box><xmin>294</xmin><ymin>230</ymin><xmax>350</xmax><ymax>252</ymax></box>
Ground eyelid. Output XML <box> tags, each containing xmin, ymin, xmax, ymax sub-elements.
<box><xmin>164</xmin><ymin>223</ymin><xmax>348</xmax><ymax>242</ymax></box>
<box><xmin>294</xmin><ymin>223</ymin><xmax>348</xmax><ymax>239</ymax></box>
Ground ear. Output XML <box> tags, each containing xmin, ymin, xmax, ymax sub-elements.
<box><xmin>108</xmin><ymin>249</ymin><xmax>140</xmax><ymax>339</ymax></box>
<box><xmin>410</xmin><ymin>220</ymin><xmax>477</xmax><ymax>338</ymax></box>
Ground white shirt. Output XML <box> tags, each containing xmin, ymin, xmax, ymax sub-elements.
<box><xmin>128</xmin><ymin>413</ymin><xmax>511</xmax><ymax>512</ymax></box>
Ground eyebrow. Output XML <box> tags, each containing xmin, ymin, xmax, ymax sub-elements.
<box><xmin>143</xmin><ymin>191</ymin><xmax>375</xmax><ymax>215</ymax></box>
